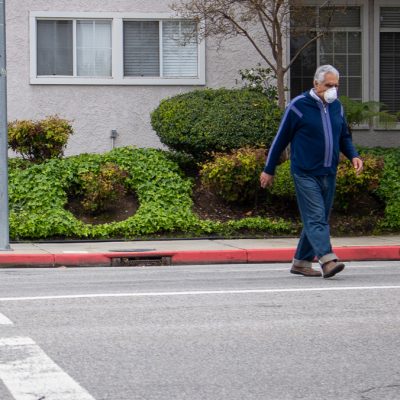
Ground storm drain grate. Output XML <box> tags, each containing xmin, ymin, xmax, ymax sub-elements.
<box><xmin>111</xmin><ymin>255</ymin><xmax>172</xmax><ymax>267</ymax></box>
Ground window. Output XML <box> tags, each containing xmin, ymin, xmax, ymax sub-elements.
<box><xmin>123</xmin><ymin>20</ymin><xmax>198</xmax><ymax>78</ymax></box>
<box><xmin>37</xmin><ymin>19</ymin><xmax>111</xmax><ymax>77</ymax></box>
<box><xmin>290</xmin><ymin>7</ymin><xmax>363</xmax><ymax>100</ymax></box>
<box><xmin>379</xmin><ymin>7</ymin><xmax>400</xmax><ymax>114</ymax></box>
<box><xmin>30</xmin><ymin>12</ymin><xmax>205</xmax><ymax>85</ymax></box>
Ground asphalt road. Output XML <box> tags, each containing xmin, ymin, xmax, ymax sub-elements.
<box><xmin>0</xmin><ymin>261</ymin><xmax>399</xmax><ymax>400</ymax></box>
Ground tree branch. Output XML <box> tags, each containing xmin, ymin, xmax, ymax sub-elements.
<box><xmin>219</xmin><ymin>9</ymin><xmax>277</xmax><ymax>73</ymax></box>
<box><xmin>256</xmin><ymin>9</ymin><xmax>276</xmax><ymax>59</ymax></box>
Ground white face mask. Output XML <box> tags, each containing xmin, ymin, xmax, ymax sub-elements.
<box><xmin>324</xmin><ymin>87</ymin><xmax>337</xmax><ymax>103</ymax></box>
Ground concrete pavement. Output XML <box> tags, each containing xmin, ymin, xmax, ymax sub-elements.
<box><xmin>1</xmin><ymin>262</ymin><xmax>400</xmax><ymax>399</ymax></box>
<box><xmin>0</xmin><ymin>235</ymin><xmax>398</xmax><ymax>267</ymax></box>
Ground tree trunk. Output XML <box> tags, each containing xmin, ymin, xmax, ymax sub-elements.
<box><xmin>276</xmin><ymin>67</ymin><xmax>285</xmax><ymax>110</ymax></box>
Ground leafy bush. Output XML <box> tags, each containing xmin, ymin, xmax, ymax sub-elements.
<box><xmin>200</xmin><ymin>147</ymin><xmax>266</xmax><ymax>203</ymax></box>
<box><xmin>239</xmin><ymin>64</ymin><xmax>278</xmax><ymax>101</ymax></box>
<box><xmin>151</xmin><ymin>88</ymin><xmax>282</xmax><ymax>161</ymax></box>
<box><xmin>268</xmin><ymin>160</ymin><xmax>295</xmax><ymax>199</ymax></box>
<box><xmin>8</xmin><ymin>115</ymin><xmax>73</xmax><ymax>162</ymax></box>
<box><xmin>200</xmin><ymin>151</ymin><xmax>297</xmax><ymax>205</ymax></box>
<box><xmin>375</xmin><ymin>152</ymin><xmax>400</xmax><ymax>230</ymax></box>
<box><xmin>335</xmin><ymin>154</ymin><xmax>384</xmax><ymax>210</ymax></box>
<box><xmin>78</xmin><ymin>163</ymin><xmax>129</xmax><ymax>214</ymax></box>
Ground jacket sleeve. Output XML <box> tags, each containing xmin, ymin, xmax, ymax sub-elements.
<box><xmin>263</xmin><ymin>106</ymin><xmax>296</xmax><ymax>175</ymax></box>
<box><xmin>339</xmin><ymin>105</ymin><xmax>359</xmax><ymax>161</ymax></box>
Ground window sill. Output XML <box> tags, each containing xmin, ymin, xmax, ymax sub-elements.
<box><xmin>30</xmin><ymin>76</ymin><xmax>206</xmax><ymax>86</ymax></box>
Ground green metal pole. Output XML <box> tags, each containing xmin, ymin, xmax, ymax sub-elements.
<box><xmin>0</xmin><ymin>0</ymin><xmax>10</xmax><ymax>250</ymax></box>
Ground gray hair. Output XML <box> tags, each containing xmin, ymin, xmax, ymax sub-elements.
<box><xmin>314</xmin><ymin>65</ymin><xmax>340</xmax><ymax>83</ymax></box>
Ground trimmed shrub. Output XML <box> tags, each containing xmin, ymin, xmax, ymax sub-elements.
<box><xmin>335</xmin><ymin>154</ymin><xmax>384</xmax><ymax>210</ymax></box>
<box><xmin>200</xmin><ymin>147</ymin><xmax>266</xmax><ymax>203</ymax></box>
<box><xmin>8</xmin><ymin>115</ymin><xmax>73</xmax><ymax>162</ymax></box>
<box><xmin>151</xmin><ymin>88</ymin><xmax>282</xmax><ymax>161</ymax></box>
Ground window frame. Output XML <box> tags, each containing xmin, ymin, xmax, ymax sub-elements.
<box><xmin>287</xmin><ymin>1</ymin><xmax>369</xmax><ymax>103</ymax></box>
<box><xmin>30</xmin><ymin>11</ymin><xmax>206</xmax><ymax>85</ymax></box>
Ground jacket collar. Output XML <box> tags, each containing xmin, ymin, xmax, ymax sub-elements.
<box><xmin>310</xmin><ymin>88</ymin><xmax>324</xmax><ymax>104</ymax></box>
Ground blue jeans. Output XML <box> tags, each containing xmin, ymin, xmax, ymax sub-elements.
<box><xmin>292</xmin><ymin>173</ymin><xmax>338</xmax><ymax>265</ymax></box>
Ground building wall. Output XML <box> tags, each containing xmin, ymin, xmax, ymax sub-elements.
<box><xmin>6</xmin><ymin>0</ymin><xmax>266</xmax><ymax>155</ymax></box>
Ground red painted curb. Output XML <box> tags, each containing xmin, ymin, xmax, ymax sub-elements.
<box><xmin>171</xmin><ymin>249</ymin><xmax>247</xmax><ymax>264</ymax></box>
<box><xmin>247</xmin><ymin>248</ymin><xmax>295</xmax><ymax>263</ymax></box>
<box><xmin>247</xmin><ymin>246</ymin><xmax>400</xmax><ymax>263</ymax></box>
<box><xmin>0</xmin><ymin>254</ymin><xmax>55</xmax><ymax>268</ymax></box>
<box><xmin>54</xmin><ymin>254</ymin><xmax>111</xmax><ymax>267</ymax></box>
<box><xmin>0</xmin><ymin>245</ymin><xmax>399</xmax><ymax>267</ymax></box>
<box><xmin>334</xmin><ymin>246</ymin><xmax>400</xmax><ymax>261</ymax></box>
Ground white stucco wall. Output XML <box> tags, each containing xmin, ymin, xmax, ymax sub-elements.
<box><xmin>6</xmin><ymin>0</ymin><xmax>269</xmax><ymax>155</ymax></box>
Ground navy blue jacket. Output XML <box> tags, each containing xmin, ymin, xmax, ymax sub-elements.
<box><xmin>263</xmin><ymin>91</ymin><xmax>359</xmax><ymax>176</ymax></box>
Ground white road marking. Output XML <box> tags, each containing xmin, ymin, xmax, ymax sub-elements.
<box><xmin>62</xmin><ymin>251</ymin><xmax>89</xmax><ymax>254</ymax></box>
<box><xmin>0</xmin><ymin>336</ymin><xmax>95</xmax><ymax>400</ymax></box>
<box><xmin>0</xmin><ymin>313</ymin><xmax>13</xmax><ymax>325</ymax></box>
<box><xmin>0</xmin><ymin>286</ymin><xmax>399</xmax><ymax>302</ymax></box>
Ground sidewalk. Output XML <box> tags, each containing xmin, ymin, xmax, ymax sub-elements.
<box><xmin>0</xmin><ymin>235</ymin><xmax>399</xmax><ymax>268</ymax></box>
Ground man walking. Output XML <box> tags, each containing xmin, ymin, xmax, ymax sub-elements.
<box><xmin>260</xmin><ymin>65</ymin><xmax>363</xmax><ymax>278</ymax></box>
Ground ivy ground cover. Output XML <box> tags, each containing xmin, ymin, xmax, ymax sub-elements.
<box><xmin>8</xmin><ymin>147</ymin><xmax>293</xmax><ymax>240</ymax></box>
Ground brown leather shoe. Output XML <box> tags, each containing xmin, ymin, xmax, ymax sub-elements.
<box><xmin>290</xmin><ymin>265</ymin><xmax>322</xmax><ymax>277</ymax></box>
<box><xmin>322</xmin><ymin>261</ymin><xmax>345</xmax><ymax>278</ymax></box>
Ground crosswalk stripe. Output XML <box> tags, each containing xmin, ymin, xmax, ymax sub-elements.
<box><xmin>0</xmin><ymin>336</ymin><xmax>96</xmax><ymax>400</ymax></box>
<box><xmin>0</xmin><ymin>313</ymin><xmax>13</xmax><ymax>325</ymax></box>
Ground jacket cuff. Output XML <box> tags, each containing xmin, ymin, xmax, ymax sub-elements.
<box><xmin>263</xmin><ymin>165</ymin><xmax>275</xmax><ymax>175</ymax></box>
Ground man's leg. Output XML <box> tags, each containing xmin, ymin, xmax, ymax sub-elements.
<box><xmin>291</xmin><ymin>229</ymin><xmax>322</xmax><ymax>276</ymax></box>
<box><xmin>292</xmin><ymin>173</ymin><xmax>337</xmax><ymax>263</ymax></box>
<box><xmin>294</xmin><ymin>229</ymin><xmax>315</xmax><ymax>263</ymax></box>
<box><xmin>318</xmin><ymin>174</ymin><xmax>345</xmax><ymax>278</ymax></box>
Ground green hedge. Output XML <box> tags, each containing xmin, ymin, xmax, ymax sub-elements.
<box><xmin>151</xmin><ymin>88</ymin><xmax>282</xmax><ymax>161</ymax></box>
<box><xmin>8</xmin><ymin>147</ymin><xmax>294</xmax><ymax>239</ymax></box>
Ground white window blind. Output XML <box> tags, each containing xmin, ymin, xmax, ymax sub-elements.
<box><xmin>123</xmin><ymin>21</ymin><xmax>160</xmax><ymax>77</ymax></box>
<box><xmin>37</xmin><ymin>20</ymin><xmax>73</xmax><ymax>76</ymax></box>
<box><xmin>77</xmin><ymin>20</ymin><xmax>112</xmax><ymax>77</ymax></box>
<box><xmin>163</xmin><ymin>21</ymin><xmax>198</xmax><ymax>77</ymax></box>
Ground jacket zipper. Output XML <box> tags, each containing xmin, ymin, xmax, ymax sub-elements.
<box><xmin>319</xmin><ymin>103</ymin><xmax>332</xmax><ymax>167</ymax></box>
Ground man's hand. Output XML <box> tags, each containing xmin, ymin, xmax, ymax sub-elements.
<box><xmin>352</xmin><ymin>157</ymin><xmax>363</xmax><ymax>175</ymax></box>
<box><xmin>260</xmin><ymin>172</ymin><xmax>274</xmax><ymax>188</ymax></box>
